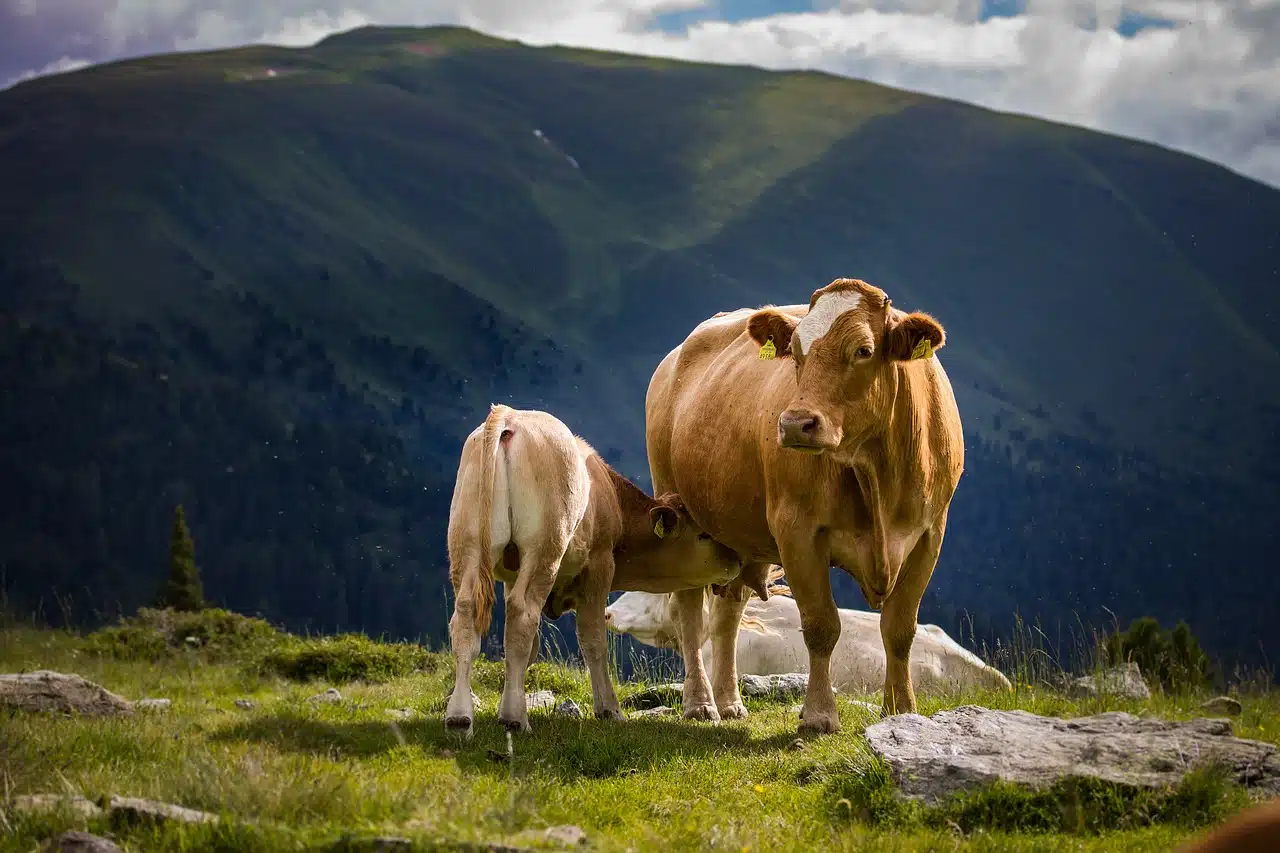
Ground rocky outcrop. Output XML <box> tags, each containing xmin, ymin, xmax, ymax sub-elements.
<box><xmin>0</xmin><ymin>671</ymin><xmax>134</xmax><ymax>717</ymax></box>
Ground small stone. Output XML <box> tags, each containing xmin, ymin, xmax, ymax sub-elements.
<box><xmin>386</xmin><ymin>707</ymin><xmax>417</xmax><ymax>721</ymax></box>
<box><xmin>234</xmin><ymin>699</ymin><xmax>255</xmax><ymax>710</ymax></box>
<box><xmin>789</xmin><ymin>704</ymin><xmax>803</xmax><ymax>715</ymax></box>
<box><xmin>630</xmin><ymin>705</ymin><xmax>675</xmax><ymax>718</ymax></box>
<box><xmin>740</xmin><ymin>673</ymin><xmax>826</xmax><ymax>701</ymax></box>
<box><xmin>107</xmin><ymin>795</ymin><xmax>217</xmax><ymax>826</ymax></box>
<box><xmin>623</xmin><ymin>683</ymin><xmax>683</xmax><ymax>710</ymax></box>
<box><xmin>543</xmin><ymin>825</ymin><xmax>588</xmax><ymax>846</ymax></box>
<box><xmin>1069</xmin><ymin>662</ymin><xmax>1150</xmax><ymax>701</ymax></box>
<box><xmin>441</xmin><ymin>748</ymin><xmax>456</xmax><ymax>758</ymax></box>
<box><xmin>308</xmin><ymin>687</ymin><xmax>342</xmax><ymax>704</ymax></box>
<box><xmin>525</xmin><ymin>690</ymin><xmax>556</xmax><ymax>712</ymax></box>
<box><xmin>1200</xmin><ymin>696</ymin><xmax>1243</xmax><ymax>717</ymax></box>
<box><xmin>555</xmin><ymin>699</ymin><xmax>583</xmax><ymax>718</ymax></box>
<box><xmin>788</xmin><ymin>738</ymin><xmax>806</xmax><ymax>751</ymax></box>
<box><xmin>12</xmin><ymin>794</ymin><xmax>104</xmax><ymax>820</ymax></box>
<box><xmin>37</xmin><ymin>830</ymin><xmax>124</xmax><ymax>853</ymax></box>
<box><xmin>136</xmin><ymin>698</ymin><xmax>171</xmax><ymax>712</ymax></box>
<box><xmin>184</xmin><ymin>636</ymin><xmax>201</xmax><ymax>647</ymax></box>
<box><xmin>0</xmin><ymin>671</ymin><xmax>134</xmax><ymax>717</ymax></box>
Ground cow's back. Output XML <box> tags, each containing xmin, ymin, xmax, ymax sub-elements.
<box><xmin>645</xmin><ymin>305</ymin><xmax>809</xmax><ymax>561</ymax></box>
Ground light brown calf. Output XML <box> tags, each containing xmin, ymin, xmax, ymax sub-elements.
<box><xmin>445</xmin><ymin>403</ymin><xmax>742</xmax><ymax>735</ymax></box>
<box><xmin>646</xmin><ymin>278</ymin><xmax>970</xmax><ymax>734</ymax></box>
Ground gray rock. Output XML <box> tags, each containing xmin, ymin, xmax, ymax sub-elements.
<box><xmin>555</xmin><ymin>699</ymin><xmax>583</xmax><ymax>718</ymax></box>
<box><xmin>107</xmin><ymin>795</ymin><xmax>218</xmax><ymax>826</ymax></box>
<box><xmin>543</xmin><ymin>825</ymin><xmax>588</xmax><ymax>847</ymax></box>
<box><xmin>740</xmin><ymin>673</ymin><xmax>810</xmax><ymax>700</ymax></box>
<box><xmin>0</xmin><ymin>671</ymin><xmax>134</xmax><ymax>717</ymax></box>
<box><xmin>623</xmin><ymin>683</ymin><xmax>683</xmax><ymax>710</ymax></box>
<box><xmin>630</xmin><ymin>705</ymin><xmax>675</xmax><ymax>718</ymax></box>
<box><xmin>865</xmin><ymin>705</ymin><xmax>1280</xmax><ymax>805</ymax></box>
<box><xmin>525</xmin><ymin>690</ymin><xmax>556</xmax><ymax>712</ymax></box>
<box><xmin>37</xmin><ymin>831</ymin><xmax>124</xmax><ymax>853</ymax></box>
<box><xmin>136</xmin><ymin>698</ymin><xmax>171</xmax><ymax>712</ymax></box>
<box><xmin>184</xmin><ymin>636</ymin><xmax>201</xmax><ymax>647</ymax></box>
<box><xmin>1069</xmin><ymin>662</ymin><xmax>1150</xmax><ymax>701</ymax></box>
<box><xmin>11</xmin><ymin>794</ymin><xmax>104</xmax><ymax>820</ymax></box>
<box><xmin>1201</xmin><ymin>696</ymin><xmax>1244</xmax><ymax>717</ymax></box>
<box><xmin>234</xmin><ymin>699</ymin><xmax>255</xmax><ymax>710</ymax></box>
<box><xmin>308</xmin><ymin>687</ymin><xmax>342</xmax><ymax>704</ymax></box>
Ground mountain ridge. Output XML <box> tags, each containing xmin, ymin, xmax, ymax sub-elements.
<box><xmin>1</xmin><ymin>24</ymin><xmax>1276</xmax><ymax>670</ymax></box>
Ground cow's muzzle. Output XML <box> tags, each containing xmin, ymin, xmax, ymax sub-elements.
<box><xmin>778</xmin><ymin>408</ymin><xmax>840</xmax><ymax>452</ymax></box>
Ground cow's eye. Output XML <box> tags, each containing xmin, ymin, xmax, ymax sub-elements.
<box><xmin>855</xmin><ymin>345</ymin><xmax>873</xmax><ymax>359</ymax></box>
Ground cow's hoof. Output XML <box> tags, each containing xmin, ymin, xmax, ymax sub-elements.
<box><xmin>797</xmin><ymin>712</ymin><xmax>841</xmax><ymax>735</ymax></box>
<box><xmin>683</xmin><ymin>703</ymin><xmax>721</xmax><ymax>723</ymax></box>
<box><xmin>717</xmin><ymin>702</ymin><xmax>749</xmax><ymax>721</ymax></box>
<box><xmin>500</xmin><ymin>716</ymin><xmax>531</xmax><ymax>734</ymax></box>
<box><xmin>595</xmin><ymin>707</ymin><xmax>624</xmax><ymax>721</ymax></box>
<box><xmin>444</xmin><ymin>716</ymin><xmax>474</xmax><ymax>738</ymax></box>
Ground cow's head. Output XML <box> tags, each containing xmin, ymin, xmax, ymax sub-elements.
<box><xmin>746</xmin><ymin>278</ymin><xmax>945</xmax><ymax>454</ymax></box>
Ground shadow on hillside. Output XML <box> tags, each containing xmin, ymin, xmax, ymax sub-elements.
<box><xmin>212</xmin><ymin>710</ymin><xmax>801</xmax><ymax>780</ymax></box>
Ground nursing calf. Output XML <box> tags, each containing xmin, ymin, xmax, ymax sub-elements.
<box><xmin>605</xmin><ymin>581</ymin><xmax>1014</xmax><ymax>695</ymax></box>
<box><xmin>445</xmin><ymin>404</ymin><xmax>742</xmax><ymax>735</ymax></box>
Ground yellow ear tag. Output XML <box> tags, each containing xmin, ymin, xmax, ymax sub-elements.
<box><xmin>910</xmin><ymin>338</ymin><xmax>933</xmax><ymax>360</ymax></box>
<box><xmin>654</xmin><ymin>517</ymin><xmax>666</xmax><ymax>538</ymax></box>
<box><xmin>758</xmin><ymin>337</ymin><xmax>777</xmax><ymax>360</ymax></box>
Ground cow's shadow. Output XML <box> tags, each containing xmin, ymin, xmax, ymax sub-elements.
<box><xmin>212</xmin><ymin>708</ymin><xmax>804</xmax><ymax>780</ymax></box>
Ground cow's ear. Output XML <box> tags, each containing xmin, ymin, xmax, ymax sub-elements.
<box><xmin>649</xmin><ymin>492</ymin><xmax>686</xmax><ymax>539</ymax></box>
<box><xmin>885</xmin><ymin>311</ymin><xmax>945</xmax><ymax>361</ymax></box>
<box><xmin>747</xmin><ymin>309</ymin><xmax>798</xmax><ymax>359</ymax></box>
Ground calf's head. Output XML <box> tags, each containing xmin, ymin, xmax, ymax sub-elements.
<box><xmin>747</xmin><ymin>278</ymin><xmax>945</xmax><ymax>454</ymax></box>
<box><xmin>621</xmin><ymin>492</ymin><xmax>743</xmax><ymax>586</ymax></box>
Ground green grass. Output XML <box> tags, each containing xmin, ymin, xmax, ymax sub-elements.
<box><xmin>2</xmin><ymin>616</ymin><xmax>1277</xmax><ymax>852</ymax></box>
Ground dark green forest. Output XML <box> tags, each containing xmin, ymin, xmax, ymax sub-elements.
<box><xmin>1</xmin><ymin>25</ymin><xmax>1277</xmax><ymax>673</ymax></box>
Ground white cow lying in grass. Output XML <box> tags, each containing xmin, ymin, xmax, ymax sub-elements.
<box><xmin>605</xmin><ymin>569</ymin><xmax>1013</xmax><ymax>695</ymax></box>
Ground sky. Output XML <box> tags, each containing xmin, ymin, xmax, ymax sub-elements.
<box><xmin>1</xmin><ymin>0</ymin><xmax>1278</xmax><ymax>189</ymax></box>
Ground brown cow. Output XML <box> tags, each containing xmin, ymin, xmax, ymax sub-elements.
<box><xmin>445</xmin><ymin>403</ymin><xmax>742</xmax><ymax>735</ymax></box>
<box><xmin>645</xmin><ymin>278</ymin><xmax>970</xmax><ymax>733</ymax></box>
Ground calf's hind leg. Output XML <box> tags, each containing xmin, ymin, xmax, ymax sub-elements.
<box><xmin>497</xmin><ymin>541</ymin><xmax>566</xmax><ymax>732</ymax></box>
<box><xmin>577</xmin><ymin>549</ymin><xmax>623</xmax><ymax>720</ymax></box>
<box><xmin>445</xmin><ymin>550</ymin><xmax>487</xmax><ymax>738</ymax></box>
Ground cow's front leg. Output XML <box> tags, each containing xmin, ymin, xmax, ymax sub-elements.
<box><xmin>709</xmin><ymin>569</ymin><xmax>762</xmax><ymax>720</ymax></box>
<box><xmin>776</xmin><ymin>531</ymin><xmax>840</xmax><ymax>735</ymax></box>
<box><xmin>673</xmin><ymin>587</ymin><xmax>718</xmax><ymax>722</ymax></box>
<box><xmin>880</xmin><ymin>515</ymin><xmax>946</xmax><ymax>716</ymax></box>
<box><xmin>577</xmin><ymin>551</ymin><xmax>623</xmax><ymax>720</ymax></box>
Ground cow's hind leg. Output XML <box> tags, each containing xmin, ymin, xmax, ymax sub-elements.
<box><xmin>497</xmin><ymin>543</ymin><xmax>565</xmax><ymax>733</ymax></box>
<box><xmin>445</xmin><ymin>551</ymin><xmax>487</xmax><ymax>738</ymax></box>
<box><xmin>880</xmin><ymin>513</ymin><xmax>948</xmax><ymax>716</ymax></box>
<box><xmin>673</xmin><ymin>587</ymin><xmax>719</xmax><ymax>722</ymax></box>
<box><xmin>577</xmin><ymin>549</ymin><xmax>623</xmax><ymax>720</ymax></box>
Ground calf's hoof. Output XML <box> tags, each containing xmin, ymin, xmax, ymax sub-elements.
<box><xmin>717</xmin><ymin>702</ymin><xmax>749</xmax><ymax>721</ymax></box>
<box><xmin>444</xmin><ymin>715</ymin><xmax>474</xmax><ymax>739</ymax></box>
<box><xmin>595</xmin><ymin>707</ymin><xmax>624</xmax><ymax>722</ymax></box>
<box><xmin>683</xmin><ymin>703</ymin><xmax>721</xmax><ymax>723</ymax></box>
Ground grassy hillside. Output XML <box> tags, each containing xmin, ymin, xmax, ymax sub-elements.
<box><xmin>3</xmin><ymin>615</ymin><xmax>1278</xmax><ymax>852</ymax></box>
<box><xmin>0</xmin><ymin>25</ymin><xmax>1277</xmax><ymax>669</ymax></box>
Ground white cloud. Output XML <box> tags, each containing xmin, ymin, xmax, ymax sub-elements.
<box><xmin>1</xmin><ymin>0</ymin><xmax>1277</xmax><ymax>188</ymax></box>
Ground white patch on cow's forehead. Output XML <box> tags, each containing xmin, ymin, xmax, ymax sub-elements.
<box><xmin>796</xmin><ymin>291</ymin><xmax>864</xmax><ymax>354</ymax></box>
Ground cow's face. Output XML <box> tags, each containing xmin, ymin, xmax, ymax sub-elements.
<box><xmin>747</xmin><ymin>278</ymin><xmax>945</xmax><ymax>454</ymax></box>
<box><xmin>604</xmin><ymin>591</ymin><xmax>679</xmax><ymax>649</ymax></box>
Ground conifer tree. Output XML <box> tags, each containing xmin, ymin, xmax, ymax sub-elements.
<box><xmin>156</xmin><ymin>504</ymin><xmax>205</xmax><ymax>611</ymax></box>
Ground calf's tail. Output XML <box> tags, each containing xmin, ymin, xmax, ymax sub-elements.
<box><xmin>472</xmin><ymin>403</ymin><xmax>510</xmax><ymax>637</ymax></box>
